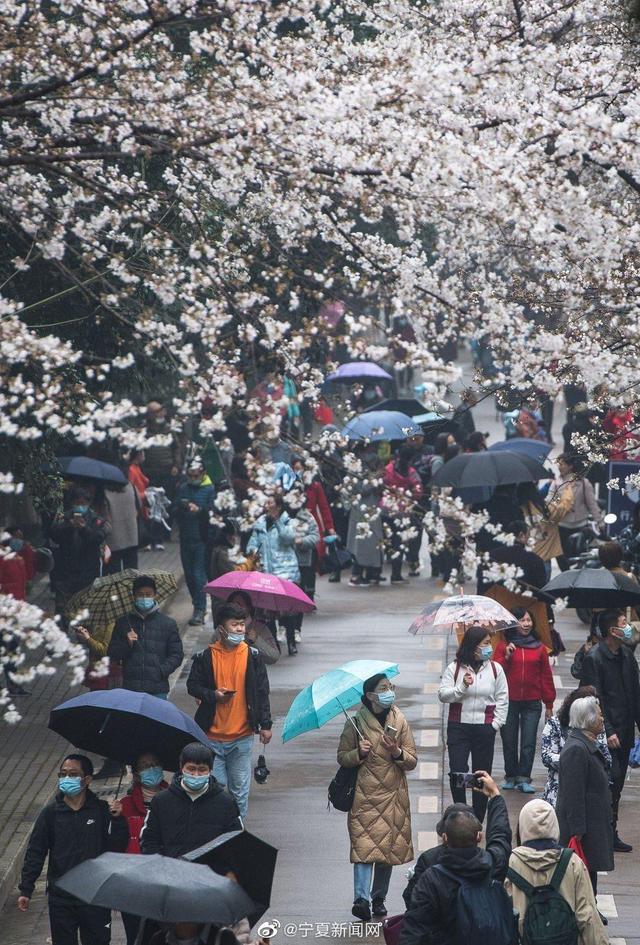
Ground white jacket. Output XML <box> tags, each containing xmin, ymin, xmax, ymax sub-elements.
<box><xmin>438</xmin><ymin>659</ymin><xmax>509</xmax><ymax>729</ymax></box>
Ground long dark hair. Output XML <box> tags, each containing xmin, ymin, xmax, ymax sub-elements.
<box><xmin>455</xmin><ymin>625</ymin><xmax>489</xmax><ymax>667</ymax></box>
<box><xmin>558</xmin><ymin>685</ymin><xmax>596</xmax><ymax>729</ymax></box>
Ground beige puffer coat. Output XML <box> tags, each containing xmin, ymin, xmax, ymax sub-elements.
<box><xmin>337</xmin><ymin>704</ymin><xmax>417</xmax><ymax>865</ymax></box>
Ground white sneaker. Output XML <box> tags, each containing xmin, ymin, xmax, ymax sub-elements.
<box><xmin>276</xmin><ymin>627</ymin><xmax>286</xmax><ymax>643</ymax></box>
<box><xmin>294</xmin><ymin>629</ymin><xmax>302</xmax><ymax>643</ymax></box>
<box><xmin>154</xmin><ymin>543</ymin><xmax>165</xmax><ymax>552</ymax></box>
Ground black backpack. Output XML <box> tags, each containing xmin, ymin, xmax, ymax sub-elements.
<box><xmin>434</xmin><ymin>865</ymin><xmax>517</xmax><ymax>945</ymax></box>
<box><xmin>507</xmin><ymin>849</ymin><xmax>579</xmax><ymax>945</ymax></box>
<box><xmin>327</xmin><ymin>765</ymin><xmax>358</xmax><ymax>811</ymax></box>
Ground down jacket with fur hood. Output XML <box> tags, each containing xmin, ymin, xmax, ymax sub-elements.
<box><xmin>337</xmin><ymin>704</ymin><xmax>417</xmax><ymax>864</ymax></box>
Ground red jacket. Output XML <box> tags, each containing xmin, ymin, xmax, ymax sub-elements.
<box><xmin>493</xmin><ymin>639</ymin><xmax>556</xmax><ymax>709</ymax></box>
<box><xmin>120</xmin><ymin>781</ymin><xmax>168</xmax><ymax>854</ymax></box>
<box><xmin>382</xmin><ymin>461</ymin><xmax>423</xmax><ymax>512</ymax></box>
<box><xmin>305</xmin><ymin>480</ymin><xmax>334</xmax><ymax>533</ymax></box>
<box><xmin>19</xmin><ymin>543</ymin><xmax>37</xmax><ymax>582</ymax></box>
<box><xmin>0</xmin><ymin>554</ymin><xmax>27</xmax><ymax>600</ymax></box>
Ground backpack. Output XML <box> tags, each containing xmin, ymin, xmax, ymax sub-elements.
<box><xmin>507</xmin><ymin>848</ymin><xmax>579</xmax><ymax>945</ymax></box>
<box><xmin>434</xmin><ymin>865</ymin><xmax>517</xmax><ymax>945</ymax></box>
<box><xmin>327</xmin><ymin>765</ymin><xmax>358</xmax><ymax>811</ymax></box>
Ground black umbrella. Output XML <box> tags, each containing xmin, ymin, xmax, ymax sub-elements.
<box><xmin>432</xmin><ymin>450</ymin><xmax>549</xmax><ymax>489</ymax></box>
<box><xmin>363</xmin><ymin>398</ymin><xmax>428</xmax><ymax>417</ymax></box>
<box><xmin>541</xmin><ymin>568</ymin><xmax>640</xmax><ymax>609</ymax></box>
<box><xmin>49</xmin><ymin>689</ymin><xmax>212</xmax><ymax>771</ymax></box>
<box><xmin>57</xmin><ymin>455</ymin><xmax>127</xmax><ymax>485</ymax></box>
<box><xmin>55</xmin><ymin>853</ymin><xmax>255</xmax><ymax>924</ymax></box>
<box><xmin>184</xmin><ymin>830</ymin><xmax>278</xmax><ymax>927</ymax></box>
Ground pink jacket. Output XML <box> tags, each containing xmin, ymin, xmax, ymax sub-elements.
<box><xmin>381</xmin><ymin>461</ymin><xmax>423</xmax><ymax>512</ymax></box>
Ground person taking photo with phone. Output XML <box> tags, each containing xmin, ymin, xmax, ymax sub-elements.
<box><xmin>187</xmin><ymin>603</ymin><xmax>272</xmax><ymax>818</ymax></box>
<box><xmin>337</xmin><ymin>672</ymin><xmax>417</xmax><ymax>923</ymax></box>
<box><xmin>439</xmin><ymin>625</ymin><xmax>509</xmax><ymax>822</ymax></box>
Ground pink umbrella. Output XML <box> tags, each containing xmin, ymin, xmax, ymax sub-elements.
<box><xmin>408</xmin><ymin>593</ymin><xmax>517</xmax><ymax>635</ymax></box>
<box><xmin>205</xmin><ymin>571</ymin><xmax>315</xmax><ymax>615</ymax></box>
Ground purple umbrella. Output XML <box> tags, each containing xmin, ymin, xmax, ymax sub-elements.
<box><xmin>326</xmin><ymin>361</ymin><xmax>393</xmax><ymax>382</ymax></box>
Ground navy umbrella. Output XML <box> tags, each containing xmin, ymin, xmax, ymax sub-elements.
<box><xmin>56</xmin><ymin>853</ymin><xmax>255</xmax><ymax>924</ymax></box>
<box><xmin>49</xmin><ymin>689</ymin><xmax>212</xmax><ymax>771</ymax></box>
<box><xmin>57</xmin><ymin>456</ymin><xmax>127</xmax><ymax>485</ymax></box>
<box><xmin>489</xmin><ymin>438</ymin><xmax>552</xmax><ymax>464</ymax></box>
<box><xmin>184</xmin><ymin>830</ymin><xmax>278</xmax><ymax>927</ymax></box>
<box><xmin>541</xmin><ymin>567</ymin><xmax>640</xmax><ymax>609</ymax></box>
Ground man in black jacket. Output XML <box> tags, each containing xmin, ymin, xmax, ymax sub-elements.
<box><xmin>17</xmin><ymin>753</ymin><xmax>128</xmax><ymax>945</ymax></box>
<box><xmin>402</xmin><ymin>788</ymin><xmax>511</xmax><ymax>909</ymax></box>
<box><xmin>108</xmin><ymin>575</ymin><xmax>184</xmax><ymax>696</ymax></box>
<box><xmin>186</xmin><ymin>603</ymin><xmax>271</xmax><ymax>817</ymax></box>
<box><xmin>399</xmin><ymin>773</ymin><xmax>512</xmax><ymax>945</ymax></box>
<box><xmin>581</xmin><ymin>608</ymin><xmax>640</xmax><ymax>852</ymax></box>
<box><xmin>140</xmin><ymin>742</ymin><xmax>241</xmax><ymax>856</ymax></box>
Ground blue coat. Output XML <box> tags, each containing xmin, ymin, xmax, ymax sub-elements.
<box><xmin>174</xmin><ymin>481</ymin><xmax>215</xmax><ymax>544</ymax></box>
<box><xmin>247</xmin><ymin>513</ymin><xmax>300</xmax><ymax>582</ymax></box>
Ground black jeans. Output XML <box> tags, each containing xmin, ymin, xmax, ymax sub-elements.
<box><xmin>121</xmin><ymin>912</ymin><xmax>143</xmax><ymax>945</ymax></box>
<box><xmin>286</xmin><ymin>564</ymin><xmax>316</xmax><ymax>636</ymax></box>
<box><xmin>500</xmin><ymin>699</ymin><xmax>542</xmax><ymax>782</ymax></box>
<box><xmin>446</xmin><ymin>721</ymin><xmax>496</xmax><ymax>822</ymax></box>
<box><xmin>610</xmin><ymin>739</ymin><xmax>633</xmax><ymax>831</ymax></box>
<box><xmin>48</xmin><ymin>895</ymin><xmax>111</xmax><ymax>945</ymax></box>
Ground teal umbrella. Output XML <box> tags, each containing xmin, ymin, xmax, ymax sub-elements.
<box><xmin>281</xmin><ymin>659</ymin><xmax>399</xmax><ymax>743</ymax></box>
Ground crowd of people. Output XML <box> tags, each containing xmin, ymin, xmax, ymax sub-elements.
<box><xmin>4</xmin><ymin>372</ymin><xmax>640</xmax><ymax>945</ymax></box>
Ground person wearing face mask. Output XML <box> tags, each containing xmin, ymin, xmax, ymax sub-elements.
<box><xmin>493</xmin><ymin>607</ymin><xmax>556</xmax><ymax>793</ymax></box>
<box><xmin>140</xmin><ymin>743</ymin><xmax>241</xmax><ymax>857</ymax></box>
<box><xmin>580</xmin><ymin>608</ymin><xmax>640</xmax><ymax>852</ymax></box>
<box><xmin>17</xmin><ymin>753</ymin><xmax>128</xmax><ymax>944</ymax></box>
<box><xmin>175</xmin><ymin>460</ymin><xmax>216</xmax><ymax>626</ymax></box>
<box><xmin>337</xmin><ymin>673</ymin><xmax>417</xmax><ymax>922</ymax></box>
<box><xmin>118</xmin><ymin>752</ymin><xmax>169</xmax><ymax>943</ymax></box>
<box><xmin>49</xmin><ymin>485</ymin><xmax>110</xmax><ymax>616</ymax></box>
<box><xmin>108</xmin><ymin>575</ymin><xmax>184</xmax><ymax>698</ymax></box>
<box><xmin>186</xmin><ymin>604</ymin><xmax>272</xmax><ymax>817</ymax></box>
<box><xmin>439</xmin><ymin>625</ymin><xmax>509</xmax><ymax>822</ymax></box>
<box><xmin>556</xmin><ymin>696</ymin><xmax>614</xmax><ymax>895</ymax></box>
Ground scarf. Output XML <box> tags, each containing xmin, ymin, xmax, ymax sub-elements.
<box><xmin>507</xmin><ymin>629</ymin><xmax>541</xmax><ymax>649</ymax></box>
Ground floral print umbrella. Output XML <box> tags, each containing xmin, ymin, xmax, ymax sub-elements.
<box><xmin>409</xmin><ymin>593</ymin><xmax>517</xmax><ymax>635</ymax></box>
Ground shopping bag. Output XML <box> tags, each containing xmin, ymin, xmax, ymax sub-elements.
<box><xmin>567</xmin><ymin>835</ymin><xmax>589</xmax><ymax>868</ymax></box>
<box><xmin>382</xmin><ymin>915</ymin><xmax>404</xmax><ymax>945</ymax></box>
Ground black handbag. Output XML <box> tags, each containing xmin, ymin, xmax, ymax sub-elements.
<box><xmin>320</xmin><ymin>541</ymin><xmax>355</xmax><ymax>575</ymax></box>
<box><xmin>328</xmin><ymin>765</ymin><xmax>358</xmax><ymax>811</ymax></box>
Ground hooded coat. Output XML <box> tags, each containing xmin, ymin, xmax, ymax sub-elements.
<box><xmin>504</xmin><ymin>799</ymin><xmax>608</xmax><ymax>945</ymax></box>
<box><xmin>337</xmin><ymin>704</ymin><xmax>417</xmax><ymax>865</ymax></box>
<box><xmin>246</xmin><ymin>513</ymin><xmax>300</xmax><ymax>582</ymax></box>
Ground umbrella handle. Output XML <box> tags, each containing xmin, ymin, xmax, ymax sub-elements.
<box><xmin>337</xmin><ymin>697</ymin><xmax>365</xmax><ymax>740</ymax></box>
<box><xmin>114</xmin><ymin>768</ymin><xmax>124</xmax><ymax>800</ymax></box>
<box><xmin>98</xmin><ymin>711</ymin><xmax>111</xmax><ymax>736</ymax></box>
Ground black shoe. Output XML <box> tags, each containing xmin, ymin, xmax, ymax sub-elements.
<box><xmin>598</xmin><ymin>911</ymin><xmax>608</xmax><ymax>926</ymax></box>
<box><xmin>287</xmin><ymin>642</ymin><xmax>298</xmax><ymax>656</ymax></box>
<box><xmin>614</xmin><ymin>833</ymin><xmax>633</xmax><ymax>852</ymax></box>
<box><xmin>328</xmin><ymin>574</ymin><xmax>341</xmax><ymax>583</ymax></box>
<box><xmin>351</xmin><ymin>898</ymin><xmax>371</xmax><ymax>922</ymax></box>
<box><xmin>372</xmin><ymin>897</ymin><xmax>387</xmax><ymax>917</ymax></box>
<box><xmin>8</xmin><ymin>685</ymin><xmax>31</xmax><ymax>696</ymax></box>
<box><xmin>391</xmin><ymin>576</ymin><xmax>409</xmax><ymax>585</ymax></box>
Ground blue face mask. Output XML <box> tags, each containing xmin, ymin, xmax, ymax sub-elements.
<box><xmin>139</xmin><ymin>766</ymin><xmax>163</xmax><ymax>787</ymax></box>
<box><xmin>135</xmin><ymin>598</ymin><xmax>156</xmax><ymax>613</ymax></box>
<box><xmin>375</xmin><ymin>690</ymin><xmax>396</xmax><ymax>706</ymax></box>
<box><xmin>8</xmin><ymin>538</ymin><xmax>23</xmax><ymax>552</ymax></box>
<box><xmin>72</xmin><ymin>506</ymin><xmax>89</xmax><ymax>516</ymax></box>
<box><xmin>59</xmin><ymin>776</ymin><xmax>83</xmax><ymax>797</ymax></box>
<box><xmin>621</xmin><ymin>624</ymin><xmax>633</xmax><ymax>640</ymax></box>
<box><xmin>226</xmin><ymin>632</ymin><xmax>245</xmax><ymax>646</ymax></box>
<box><xmin>182</xmin><ymin>773</ymin><xmax>209</xmax><ymax>792</ymax></box>
<box><xmin>479</xmin><ymin>645</ymin><xmax>493</xmax><ymax>661</ymax></box>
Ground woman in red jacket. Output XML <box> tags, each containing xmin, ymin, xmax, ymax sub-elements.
<box><xmin>494</xmin><ymin>607</ymin><xmax>556</xmax><ymax>793</ymax></box>
<box><xmin>119</xmin><ymin>751</ymin><xmax>168</xmax><ymax>944</ymax></box>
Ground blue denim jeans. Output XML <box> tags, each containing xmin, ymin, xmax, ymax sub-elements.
<box><xmin>180</xmin><ymin>541</ymin><xmax>207</xmax><ymax>611</ymax></box>
<box><xmin>501</xmin><ymin>699</ymin><xmax>542</xmax><ymax>781</ymax></box>
<box><xmin>353</xmin><ymin>863</ymin><xmax>393</xmax><ymax>902</ymax></box>
<box><xmin>209</xmin><ymin>734</ymin><xmax>254</xmax><ymax>818</ymax></box>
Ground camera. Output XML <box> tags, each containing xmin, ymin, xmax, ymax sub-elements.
<box><xmin>254</xmin><ymin>754</ymin><xmax>270</xmax><ymax>784</ymax></box>
<box><xmin>451</xmin><ymin>771</ymin><xmax>482</xmax><ymax>789</ymax></box>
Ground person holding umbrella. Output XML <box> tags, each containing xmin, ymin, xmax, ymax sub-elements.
<box><xmin>49</xmin><ymin>485</ymin><xmax>110</xmax><ymax>616</ymax></box>
<box><xmin>175</xmin><ymin>460</ymin><xmax>216</xmax><ymax>627</ymax></box>
<box><xmin>187</xmin><ymin>604</ymin><xmax>272</xmax><ymax>817</ymax></box>
<box><xmin>17</xmin><ymin>753</ymin><xmax>128</xmax><ymax>944</ymax></box>
<box><xmin>337</xmin><ymin>672</ymin><xmax>417</xmax><ymax>922</ymax></box>
<box><xmin>438</xmin><ymin>625</ymin><xmax>509</xmax><ymax>822</ymax></box>
<box><xmin>107</xmin><ymin>574</ymin><xmax>183</xmax><ymax>699</ymax></box>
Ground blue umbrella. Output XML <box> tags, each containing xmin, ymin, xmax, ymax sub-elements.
<box><xmin>342</xmin><ymin>410</ymin><xmax>420</xmax><ymax>442</ymax></box>
<box><xmin>57</xmin><ymin>455</ymin><xmax>127</xmax><ymax>485</ymax></box>
<box><xmin>282</xmin><ymin>659</ymin><xmax>399</xmax><ymax>743</ymax></box>
<box><xmin>489</xmin><ymin>438</ymin><xmax>552</xmax><ymax>463</ymax></box>
<box><xmin>326</xmin><ymin>362</ymin><xmax>393</xmax><ymax>382</ymax></box>
<box><xmin>49</xmin><ymin>689</ymin><xmax>212</xmax><ymax>771</ymax></box>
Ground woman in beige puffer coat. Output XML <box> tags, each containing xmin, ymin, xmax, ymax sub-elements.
<box><xmin>504</xmin><ymin>799</ymin><xmax>608</xmax><ymax>945</ymax></box>
<box><xmin>337</xmin><ymin>672</ymin><xmax>417</xmax><ymax>923</ymax></box>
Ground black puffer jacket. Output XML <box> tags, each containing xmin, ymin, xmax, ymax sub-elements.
<box><xmin>140</xmin><ymin>776</ymin><xmax>241</xmax><ymax>857</ymax></box>
<box><xmin>49</xmin><ymin>511</ymin><xmax>109</xmax><ymax>593</ymax></box>
<box><xmin>581</xmin><ymin>640</ymin><xmax>640</xmax><ymax>741</ymax></box>
<box><xmin>108</xmin><ymin>610</ymin><xmax>184</xmax><ymax>694</ymax></box>
<box><xmin>19</xmin><ymin>790</ymin><xmax>128</xmax><ymax>898</ymax></box>
<box><xmin>187</xmin><ymin>644</ymin><xmax>272</xmax><ymax>733</ymax></box>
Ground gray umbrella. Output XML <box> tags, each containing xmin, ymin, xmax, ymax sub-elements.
<box><xmin>55</xmin><ymin>853</ymin><xmax>255</xmax><ymax>924</ymax></box>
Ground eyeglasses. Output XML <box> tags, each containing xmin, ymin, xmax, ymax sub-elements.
<box><xmin>376</xmin><ymin>684</ymin><xmax>396</xmax><ymax>693</ymax></box>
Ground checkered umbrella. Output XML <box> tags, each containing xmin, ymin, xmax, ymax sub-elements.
<box><xmin>66</xmin><ymin>569</ymin><xmax>178</xmax><ymax>626</ymax></box>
